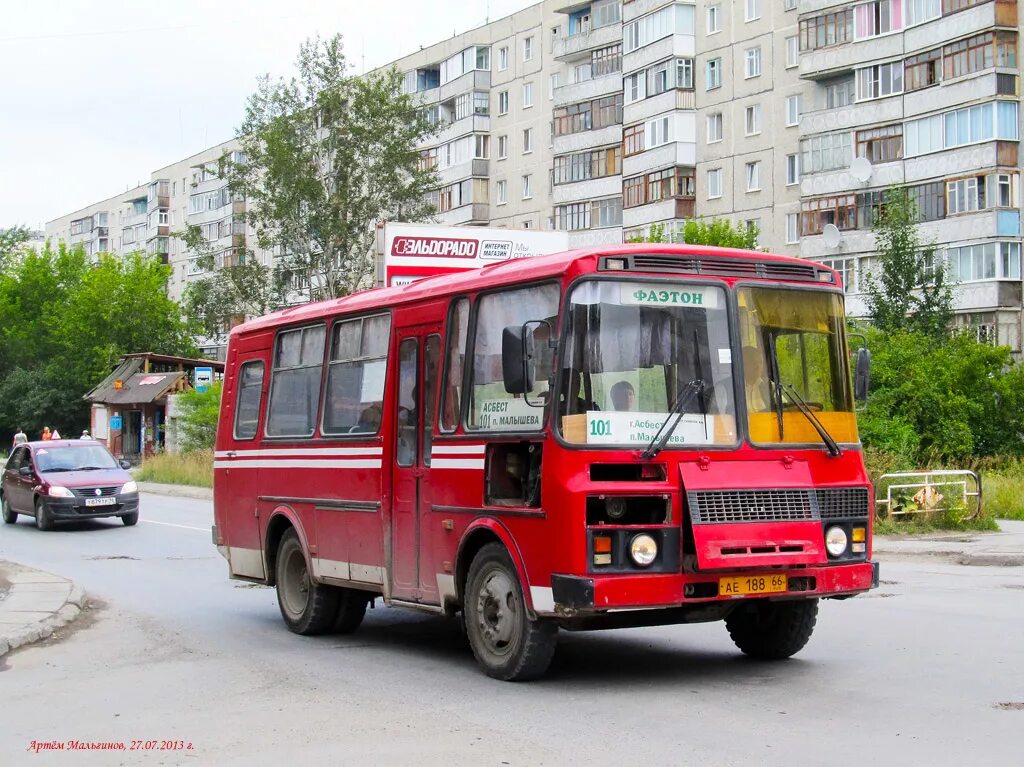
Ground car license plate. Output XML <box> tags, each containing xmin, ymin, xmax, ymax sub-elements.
<box><xmin>719</xmin><ymin>574</ymin><xmax>787</xmax><ymax>596</ymax></box>
<box><xmin>84</xmin><ymin>497</ymin><xmax>116</xmax><ymax>507</ymax></box>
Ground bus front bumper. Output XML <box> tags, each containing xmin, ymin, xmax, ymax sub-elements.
<box><xmin>546</xmin><ymin>561</ymin><xmax>878</xmax><ymax>616</ymax></box>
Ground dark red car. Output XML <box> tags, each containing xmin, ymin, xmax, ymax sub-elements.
<box><xmin>1</xmin><ymin>440</ymin><xmax>140</xmax><ymax>530</ymax></box>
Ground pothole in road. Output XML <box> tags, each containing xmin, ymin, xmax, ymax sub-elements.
<box><xmin>880</xmin><ymin>580</ymin><xmax>900</xmax><ymax>585</ymax></box>
<box><xmin>85</xmin><ymin>555</ymin><xmax>140</xmax><ymax>561</ymax></box>
<box><xmin>994</xmin><ymin>702</ymin><xmax>1024</xmax><ymax>710</ymax></box>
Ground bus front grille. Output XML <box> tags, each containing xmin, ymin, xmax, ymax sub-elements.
<box><xmin>688</xmin><ymin>487</ymin><xmax>871</xmax><ymax>524</ymax></box>
<box><xmin>815</xmin><ymin>487</ymin><xmax>871</xmax><ymax>519</ymax></box>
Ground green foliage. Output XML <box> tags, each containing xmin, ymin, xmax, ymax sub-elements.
<box><xmin>0</xmin><ymin>225</ymin><xmax>30</xmax><ymax>269</ymax></box>
<box><xmin>863</xmin><ymin>186</ymin><xmax>953</xmax><ymax>340</ymax></box>
<box><xmin>213</xmin><ymin>33</ymin><xmax>438</xmax><ymax>313</ymax></box>
<box><xmin>857</xmin><ymin>327</ymin><xmax>1024</xmax><ymax>465</ymax></box>
<box><xmin>626</xmin><ymin>219</ymin><xmax>759</xmax><ymax>249</ymax></box>
<box><xmin>982</xmin><ymin>461</ymin><xmax>1024</xmax><ymax>520</ymax></box>
<box><xmin>0</xmin><ymin>243</ymin><xmax>196</xmax><ymax>440</ymax></box>
<box><xmin>174</xmin><ymin>382</ymin><xmax>222</xmax><ymax>453</ymax></box>
<box><xmin>136</xmin><ymin>450</ymin><xmax>214</xmax><ymax>488</ymax></box>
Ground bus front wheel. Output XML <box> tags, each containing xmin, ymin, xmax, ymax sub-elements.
<box><xmin>725</xmin><ymin>598</ymin><xmax>819</xmax><ymax>660</ymax></box>
<box><xmin>275</xmin><ymin>528</ymin><xmax>339</xmax><ymax>635</ymax></box>
<box><xmin>464</xmin><ymin>543</ymin><xmax>557</xmax><ymax>681</ymax></box>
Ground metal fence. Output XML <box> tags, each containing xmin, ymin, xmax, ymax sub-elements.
<box><xmin>875</xmin><ymin>470</ymin><xmax>982</xmax><ymax>521</ymax></box>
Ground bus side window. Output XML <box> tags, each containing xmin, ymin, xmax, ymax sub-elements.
<box><xmin>441</xmin><ymin>298</ymin><xmax>469</xmax><ymax>432</ymax></box>
<box><xmin>266</xmin><ymin>324</ymin><xmax>326</xmax><ymax>438</ymax></box>
<box><xmin>233</xmin><ymin>361</ymin><xmax>265</xmax><ymax>440</ymax></box>
<box><xmin>423</xmin><ymin>335</ymin><xmax>441</xmax><ymax>464</ymax></box>
<box><xmin>396</xmin><ymin>339</ymin><xmax>418</xmax><ymax>467</ymax></box>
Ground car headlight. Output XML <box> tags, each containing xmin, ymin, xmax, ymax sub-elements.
<box><xmin>48</xmin><ymin>486</ymin><xmax>74</xmax><ymax>498</ymax></box>
<box><xmin>629</xmin><ymin>534</ymin><xmax>658</xmax><ymax>567</ymax></box>
<box><xmin>121</xmin><ymin>481</ymin><xmax>138</xmax><ymax>494</ymax></box>
<box><xmin>825</xmin><ymin>525</ymin><xmax>848</xmax><ymax>557</ymax></box>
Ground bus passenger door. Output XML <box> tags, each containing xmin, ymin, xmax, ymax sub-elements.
<box><xmin>391</xmin><ymin>327</ymin><xmax>441</xmax><ymax>602</ymax></box>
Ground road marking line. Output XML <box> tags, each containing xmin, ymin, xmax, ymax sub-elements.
<box><xmin>141</xmin><ymin>520</ymin><xmax>208</xmax><ymax>532</ymax></box>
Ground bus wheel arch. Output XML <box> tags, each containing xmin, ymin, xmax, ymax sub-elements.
<box><xmin>455</xmin><ymin>521</ymin><xmax>532</xmax><ymax>614</ymax></box>
<box><xmin>264</xmin><ymin>507</ymin><xmax>308</xmax><ymax>587</ymax></box>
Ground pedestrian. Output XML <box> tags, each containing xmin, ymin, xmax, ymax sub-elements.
<box><xmin>12</xmin><ymin>427</ymin><xmax>27</xmax><ymax>447</ymax></box>
<box><xmin>80</xmin><ymin>429</ymin><xmax>92</xmax><ymax>440</ymax></box>
<box><xmin>41</xmin><ymin>426</ymin><xmax>51</xmax><ymax>441</ymax></box>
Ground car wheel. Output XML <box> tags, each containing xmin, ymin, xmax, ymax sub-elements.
<box><xmin>275</xmin><ymin>528</ymin><xmax>338</xmax><ymax>635</ymax></box>
<box><xmin>464</xmin><ymin>543</ymin><xmax>557</xmax><ymax>681</ymax></box>
<box><xmin>1</xmin><ymin>496</ymin><xmax>17</xmax><ymax>524</ymax></box>
<box><xmin>121</xmin><ymin>511</ymin><xmax>139</xmax><ymax>526</ymax></box>
<box><xmin>35</xmin><ymin>499</ymin><xmax>54</xmax><ymax>532</ymax></box>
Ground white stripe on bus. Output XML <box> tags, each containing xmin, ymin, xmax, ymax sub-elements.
<box><xmin>430</xmin><ymin>444</ymin><xmax>486</xmax><ymax>456</ymax></box>
<box><xmin>214</xmin><ymin>447</ymin><xmax>383</xmax><ymax>458</ymax></box>
<box><xmin>213</xmin><ymin>459</ymin><xmax>383</xmax><ymax>470</ymax></box>
<box><xmin>430</xmin><ymin>458</ymin><xmax>486</xmax><ymax>470</ymax></box>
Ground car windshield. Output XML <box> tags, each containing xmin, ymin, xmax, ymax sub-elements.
<box><xmin>35</xmin><ymin>444</ymin><xmax>119</xmax><ymax>472</ymax></box>
<box><xmin>737</xmin><ymin>286</ymin><xmax>858</xmax><ymax>446</ymax></box>
<box><xmin>557</xmin><ymin>280</ymin><xmax>737</xmax><ymax>447</ymax></box>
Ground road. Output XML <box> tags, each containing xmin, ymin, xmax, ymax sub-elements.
<box><xmin>2</xmin><ymin>492</ymin><xmax>1023</xmax><ymax>766</ymax></box>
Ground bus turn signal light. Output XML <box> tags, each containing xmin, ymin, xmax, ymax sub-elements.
<box><xmin>852</xmin><ymin>527</ymin><xmax>866</xmax><ymax>542</ymax></box>
<box><xmin>594</xmin><ymin>536</ymin><xmax>612</xmax><ymax>554</ymax></box>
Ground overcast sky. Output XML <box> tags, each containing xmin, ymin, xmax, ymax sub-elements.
<box><xmin>0</xmin><ymin>0</ymin><xmax>532</xmax><ymax>229</ymax></box>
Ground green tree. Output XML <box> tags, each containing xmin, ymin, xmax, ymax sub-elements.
<box><xmin>627</xmin><ymin>219</ymin><xmax>759</xmax><ymax>249</ymax></box>
<box><xmin>206</xmin><ymin>34</ymin><xmax>437</xmax><ymax>313</ymax></box>
<box><xmin>174</xmin><ymin>381</ymin><xmax>222</xmax><ymax>452</ymax></box>
<box><xmin>863</xmin><ymin>185</ymin><xmax>953</xmax><ymax>340</ymax></box>
<box><xmin>0</xmin><ymin>225</ymin><xmax>30</xmax><ymax>269</ymax></box>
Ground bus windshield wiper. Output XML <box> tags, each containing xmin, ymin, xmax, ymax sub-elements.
<box><xmin>777</xmin><ymin>382</ymin><xmax>842</xmax><ymax>458</ymax></box>
<box><xmin>641</xmin><ymin>379</ymin><xmax>705</xmax><ymax>460</ymax></box>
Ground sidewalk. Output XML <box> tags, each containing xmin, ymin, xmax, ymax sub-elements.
<box><xmin>136</xmin><ymin>481</ymin><xmax>212</xmax><ymax>500</ymax></box>
<box><xmin>874</xmin><ymin>519</ymin><xmax>1024</xmax><ymax>566</ymax></box>
<box><xmin>0</xmin><ymin>561</ymin><xmax>87</xmax><ymax>658</ymax></box>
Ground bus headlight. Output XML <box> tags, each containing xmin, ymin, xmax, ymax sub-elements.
<box><xmin>825</xmin><ymin>526</ymin><xmax>848</xmax><ymax>557</ymax></box>
<box><xmin>629</xmin><ymin>534</ymin><xmax>658</xmax><ymax>567</ymax></box>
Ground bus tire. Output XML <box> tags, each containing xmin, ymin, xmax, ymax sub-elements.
<box><xmin>726</xmin><ymin>598</ymin><xmax>818</xmax><ymax>660</ymax></box>
<box><xmin>275</xmin><ymin>528</ymin><xmax>338</xmax><ymax>635</ymax></box>
<box><xmin>333</xmin><ymin>588</ymin><xmax>369</xmax><ymax>634</ymax></box>
<box><xmin>464</xmin><ymin>543</ymin><xmax>557</xmax><ymax>681</ymax></box>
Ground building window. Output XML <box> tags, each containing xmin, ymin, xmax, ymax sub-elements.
<box><xmin>786</xmin><ymin>36</ymin><xmax>799</xmax><ymax>68</ymax></box>
<box><xmin>646</xmin><ymin>115</ymin><xmax>671</xmax><ymax>148</ymax></box>
<box><xmin>822</xmin><ymin>77</ymin><xmax>856</xmax><ymax>109</ymax></box>
<box><xmin>855</xmin><ymin>0</ymin><xmax>904</xmax><ymax>39</ymax></box>
<box><xmin>624</xmin><ymin>123</ymin><xmax>645</xmax><ymax>156</ymax></box>
<box><xmin>475</xmin><ymin>135</ymin><xmax>490</xmax><ymax>159</ymax></box>
<box><xmin>522</xmin><ymin>82</ymin><xmax>534</xmax><ymax>108</ymax></box>
<box><xmin>786</xmin><ymin>213</ymin><xmax>800</xmax><ymax>243</ymax></box>
<box><xmin>549</xmin><ymin>73</ymin><xmax>559</xmax><ymax>99</ymax></box>
<box><xmin>707</xmin><ymin>168</ymin><xmax>723</xmax><ymax>199</ymax></box>
<box><xmin>905</xmin><ymin>0</ymin><xmax>941</xmax><ymax>26</ymax></box>
<box><xmin>553</xmin><ymin>145</ymin><xmax>622</xmax><ymax>184</ymax></box>
<box><xmin>553</xmin><ymin>94</ymin><xmax>622</xmax><ymax>136</ymax></box>
<box><xmin>745</xmin><ymin>161</ymin><xmax>761</xmax><ymax>192</ymax></box>
<box><xmin>624</xmin><ymin>4</ymin><xmax>695</xmax><ymax>53</ymax></box>
<box><xmin>498</xmin><ymin>46</ymin><xmax>508</xmax><ymax>71</ymax></box>
<box><xmin>744</xmin><ymin>104</ymin><xmax>761</xmax><ymax>135</ymax></box>
<box><xmin>625</xmin><ymin>72</ymin><xmax>646</xmax><ymax>103</ymax></box>
<box><xmin>523</xmin><ymin>36</ymin><xmax>534</xmax><ymax>61</ymax></box>
<box><xmin>498</xmin><ymin>91</ymin><xmax>509</xmax><ymax>115</ymax></box>
<box><xmin>707</xmin><ymin>4</ymin><xmax>720</xmax><ymax>33</ymax></box>
<box><xmin>554</xmin><ymin>198</ymin><xmax>622</xmax><ymax>230</ymax></box>
<box><xmin>706</xmin><ymin>58</ymin><xmax>722</xmax><ymax>90</ymax></box>
<box><xmin>785</xmin><ymin>0</ymin><xmax>798</xmax><ymax>9</ymax></box>
<box><xmin>498</xmin><ymin>135</ymin><xmax>508</xmax><ymax>159</ymax></box>
<box><xmin>522</xmin><ymin>175</ymin><xmax>533</xmax><ymax>199</ymax></box>
<box><xmin>944</xmin><ymin>32</ymin><xmax>1018</xmax><ymax>81</ymax></box>
<box><xmin>785</xmin><ymin>95</ymin><xmax>801</xmax><ymax>127</ymax></box>
<box><xmin>905</xmin><ymin>48</ymin><xmax>941</xmax><ymax>91</ymax></box>
<box><xmin>818</xmin><ymin>257</ymin><xmax>856</xmax><ymax>292</ymax></box>
<box><xmin>786</xmin><ymin>154</ymin><xmax>800</xmax><ymax>185</ymax></box>
<box><xmin>904</xmin><ymin>101</ymin><xmax>1019</xmax><ymax>157</ymax></box>
<box><xmin>707</xmin><ymin>112</ymin><xmax>723</xmax><ymax>143</ymax></box>
<box><xmin>496</xmin><ymin>180</ymin><xmax>507</xmax><ymax>205</ymax></box>
<box><xmin>745</xmin><ymin>0</ymin><xmax>759</xmax><ymax>22</ymax></box>
<box><xmin>799</xmin><ymin>9</ymin><xmax>853</xmax><ymax>52</ymax></box>
<box><xmin>800</xmin><ymin>132</ymin><xmax>852</xmax><ymax>174</ymax></box>
<box><xmin>800</xmin><ymin>194</ymin><xmax>857</xmax><ymax>235</ymax></box>
<box><xmin>744</xmin><ymin>47</ymin><xmax>761</xmax><ymax>78</ymax></box>
<box><xmin>856</xmin><ymin>62</ymin><xmax>904</xmax><ymax>100</ymax></box>
<box><xmin>523</xmin><ymin>128</ymin><xmax>533</xmax><ymax>153</ymax></box>
<box><xmin>623</xmin><ymin>167</ymin><xmax>696</xmax><ymax>208</ymax></box>
<box><xmin>949</xmin><ymin>242</ymin><xmax>1021</xmax><ymax>282</ymax></box>
<box><xmin>856</xmin><ymin>124</ymin><xmax>903</xmax><ymax>163</ymax></box>
<box><xmin>593</xmin><ymin>197</ymin><xmax>623</xmax><ymax>228</ymax></box>
<box><xmin>592</xmin><ymin>44</ymin><xmax>623</xmax><ymax>77</ymax></box>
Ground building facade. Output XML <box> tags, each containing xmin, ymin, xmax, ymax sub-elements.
<box><xmin>44</xmin><ymin>0</ymin><xmax>1024</xmax><ymax>349</ymax></box>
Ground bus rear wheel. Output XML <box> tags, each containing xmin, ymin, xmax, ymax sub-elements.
<box><xmin>726</xmin><ymin>598</ymin><xmax>819</xmax><ymax>660</ymax></box>
<box><xmin>464</xmin><ymin>543</ymin><xmax>557</xmax><ymax>681</ymax></box>
<box><xmin>275</xmin><ymin>528</ymin><xmax>338</xmax><ymax>635</ymax></box>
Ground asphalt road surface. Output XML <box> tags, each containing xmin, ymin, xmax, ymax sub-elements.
<box><xmin>2</xmin><ymin>492</ymin><xmax>1023</xmax><ymax>766</ymax></box>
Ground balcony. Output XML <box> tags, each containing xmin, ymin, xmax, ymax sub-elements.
<box><xmin>904</xmin><ymin>141</ymin><xmax>1014</xmax><ymax>183</ymax></box>
<box><xmin>553</xmin><ymin>175</ymin><xmax>622</xmax><ymax>205</ymax></box>
<box><xmin>799</xmin><ymin>34</ymin><xmax>902</xmax><ymax>81</ymax></box>
<box><xmin>622</xmin><ymin>140</ymin><xmax>697</xmax><ymax>177</ymax></box>
<box><xmin>622</xmin><ymin>198</ymin><xmax>695</xmax><ymax>228</ymax></box>
<box><xmin>800</xmin><ymin>159</ymin><xmax>904</xmax><ymax>198</ymax></box>
<box><xmin>800</xmin><ymin>227</ymin><xmax>875</xmax><ymax>260</ymax></box>
<box><xmin>624</xmin><ymin>0</ymin><xmax>675</xmax><ymax>22</ymax></box>
<box><xmin>438</xmin><ymin>203</ymin><xmax>490</xmax><ymax>225</ymax></box>
<box><xmin>554</xmin><ymin>123</ymin><xmax>623</xmax><ymax>155</ymax></box>
<box><xmin>554</xmin><ymin>72</ymin><xmax>621</xmax><ymax>106</ymax></box>
<box><xmin>953</xmin><ymin>280</ymin><xmax>1022</xmax><ymax>312</ymax></box>
<box><xmin>553</xmin><ymin>23</ymin><xmax>621</xmax><ymax>61</ymax></box>
<box><xmin>437</xmin><ymin>159</ymin><xmax>490</xmax><ymax>184</ymax></box>
<box><xmin>567</xmin><ymin>227</ymin><xmax>624</xmax><ymax>247</ymax></box>
<box><xmin>801</xmin><ymin>95</ymin><xmax>903</xmax><ymax>136</ymax></box>
<box><xmin>434</xmin><ymin>114</ymin><xmax>490</xmax><ymax>146</ymax></box>
<box><xmin>438</xmin><ymin>70</ymin><xmax>490</xmax><ymax>104</ymax></box>
<box><xmin>905</xmin><ymin>2</ymin><xmax>1012</xmax><ymax>54</ymax></box>
<box><xmin>624</xmin><ymin>89</ymin><xmax>696</xmax><ymax>124</ymax></box>
<box><xmin>904</xmin><ymin>71</ymin><xmax>1005</xmax><ymax>118</ymax></box>
<box><xmin>623</xmin><ymin>34</ymin><xmax>695</xmax><ymax>75</ymax></box>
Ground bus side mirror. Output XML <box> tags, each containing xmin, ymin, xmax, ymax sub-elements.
<box><xmin>854</xmin><ymin>347</ymin><xmax>871</xmax><ymax>403</ymax></box>
<box><xmin>502</xmin><ymin>325</ymin><xmax>534</xmax><ymax>394</ymax></box>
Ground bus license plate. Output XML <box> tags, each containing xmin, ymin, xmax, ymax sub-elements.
<box><xmin>85</xmin><ymin>497</ymin><xmax>116</xmax><ymax>507</ymax></box>
<box><xmin>719</xmin><ymin>574</ymin><xmax>787</xmax><ymax>596</ymax></box>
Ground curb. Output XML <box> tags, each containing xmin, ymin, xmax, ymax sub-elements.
<box><xmin>0</xmin><ymin>564</ymin><xmax>88</xmax><ymax>658</ymax></box>
<box><xmin>136</xmin><ymin>481</ymin><xmax>213</xmax><ymax>500</ymax></box>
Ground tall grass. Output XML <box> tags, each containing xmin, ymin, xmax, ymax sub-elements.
<box><xmin>136</xmin><ymin>450</ymin><xmax>213</xmax><ymax>488</ymax></box>
<box><xmin>983</xmin><ymin>460</ymin><xmax>1024</xmax><ymax>520</ymax></box>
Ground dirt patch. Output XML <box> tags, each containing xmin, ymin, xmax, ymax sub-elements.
<box><xmin>994</xmin><ymin>702</ymin><xmax>1024</xmax><ymax>711</ymax></box>
<box><xmin>2</xmin><ymin>597</ymin><xmax>106</xmax><ymax>665</ymax></box>
<box><xmin>85</xmin><ymin>555</ymin><xmax>140</xmax><ymax>561</ymax></box>
<box><xmin>879</xmin><ymin>580</ymin><xmax>900</xmax><ymax>585</ymax></box>
<box><xmin>234</xmin><ymin>582</ymin><xmax>271</xmax><ymax>589</ymax></box>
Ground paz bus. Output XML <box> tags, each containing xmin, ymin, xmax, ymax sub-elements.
<box><xmin>213</xmin><ymin>243</ymin><xmax>878</xmax><ymax>680</ymax></box>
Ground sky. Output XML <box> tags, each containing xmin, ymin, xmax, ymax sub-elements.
<box><xmin>0</xmin><ymin>0</ymin><xmax>533</xmax><ymax>229</ymax></box>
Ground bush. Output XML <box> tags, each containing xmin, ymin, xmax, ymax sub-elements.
<box><xmin>136</xmin><ymin>450</ymin><xmax>213</xmax><ymax>488</ymax></box>
<box><xmin>175</xmin><ymin>382</ymin><xmax>222</xmax><ymax>453</ymax></box>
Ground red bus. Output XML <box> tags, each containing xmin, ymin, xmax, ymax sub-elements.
<box><xmin>213</xmin><ymin>244</ymin><xmax>878</xmax><ymax>680</ymax></box>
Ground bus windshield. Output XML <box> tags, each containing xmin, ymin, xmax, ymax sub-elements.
<box><xmin>737</xmin><ymin>286</ymin><xmax>858</xmax><ymax>446</ymax></box>
<box><xmin>557</xmin><ymin>280</ymin><xmax>737</xmax><ymax>447</ymax></box>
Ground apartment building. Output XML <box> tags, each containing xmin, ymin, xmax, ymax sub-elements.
<box><xmin>795</xmin><ymin>0</ymin><xmax>1023</xmax><ymax>349</ymax></box>
<box><xmin>44</xmin><ymin>0</ymin><xmax>1024</xmax><ymax>349</ymax></box>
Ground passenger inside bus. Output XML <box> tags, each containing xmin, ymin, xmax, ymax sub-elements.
<box><xmin>743</xmin><ymin>345</ymin><xmax>772</xmax><ymax>412</ymax></box>
<box><xmin>610</xmin><ymin>380</ymin><xmax>635</xmax><ymax>411</ymax></box>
